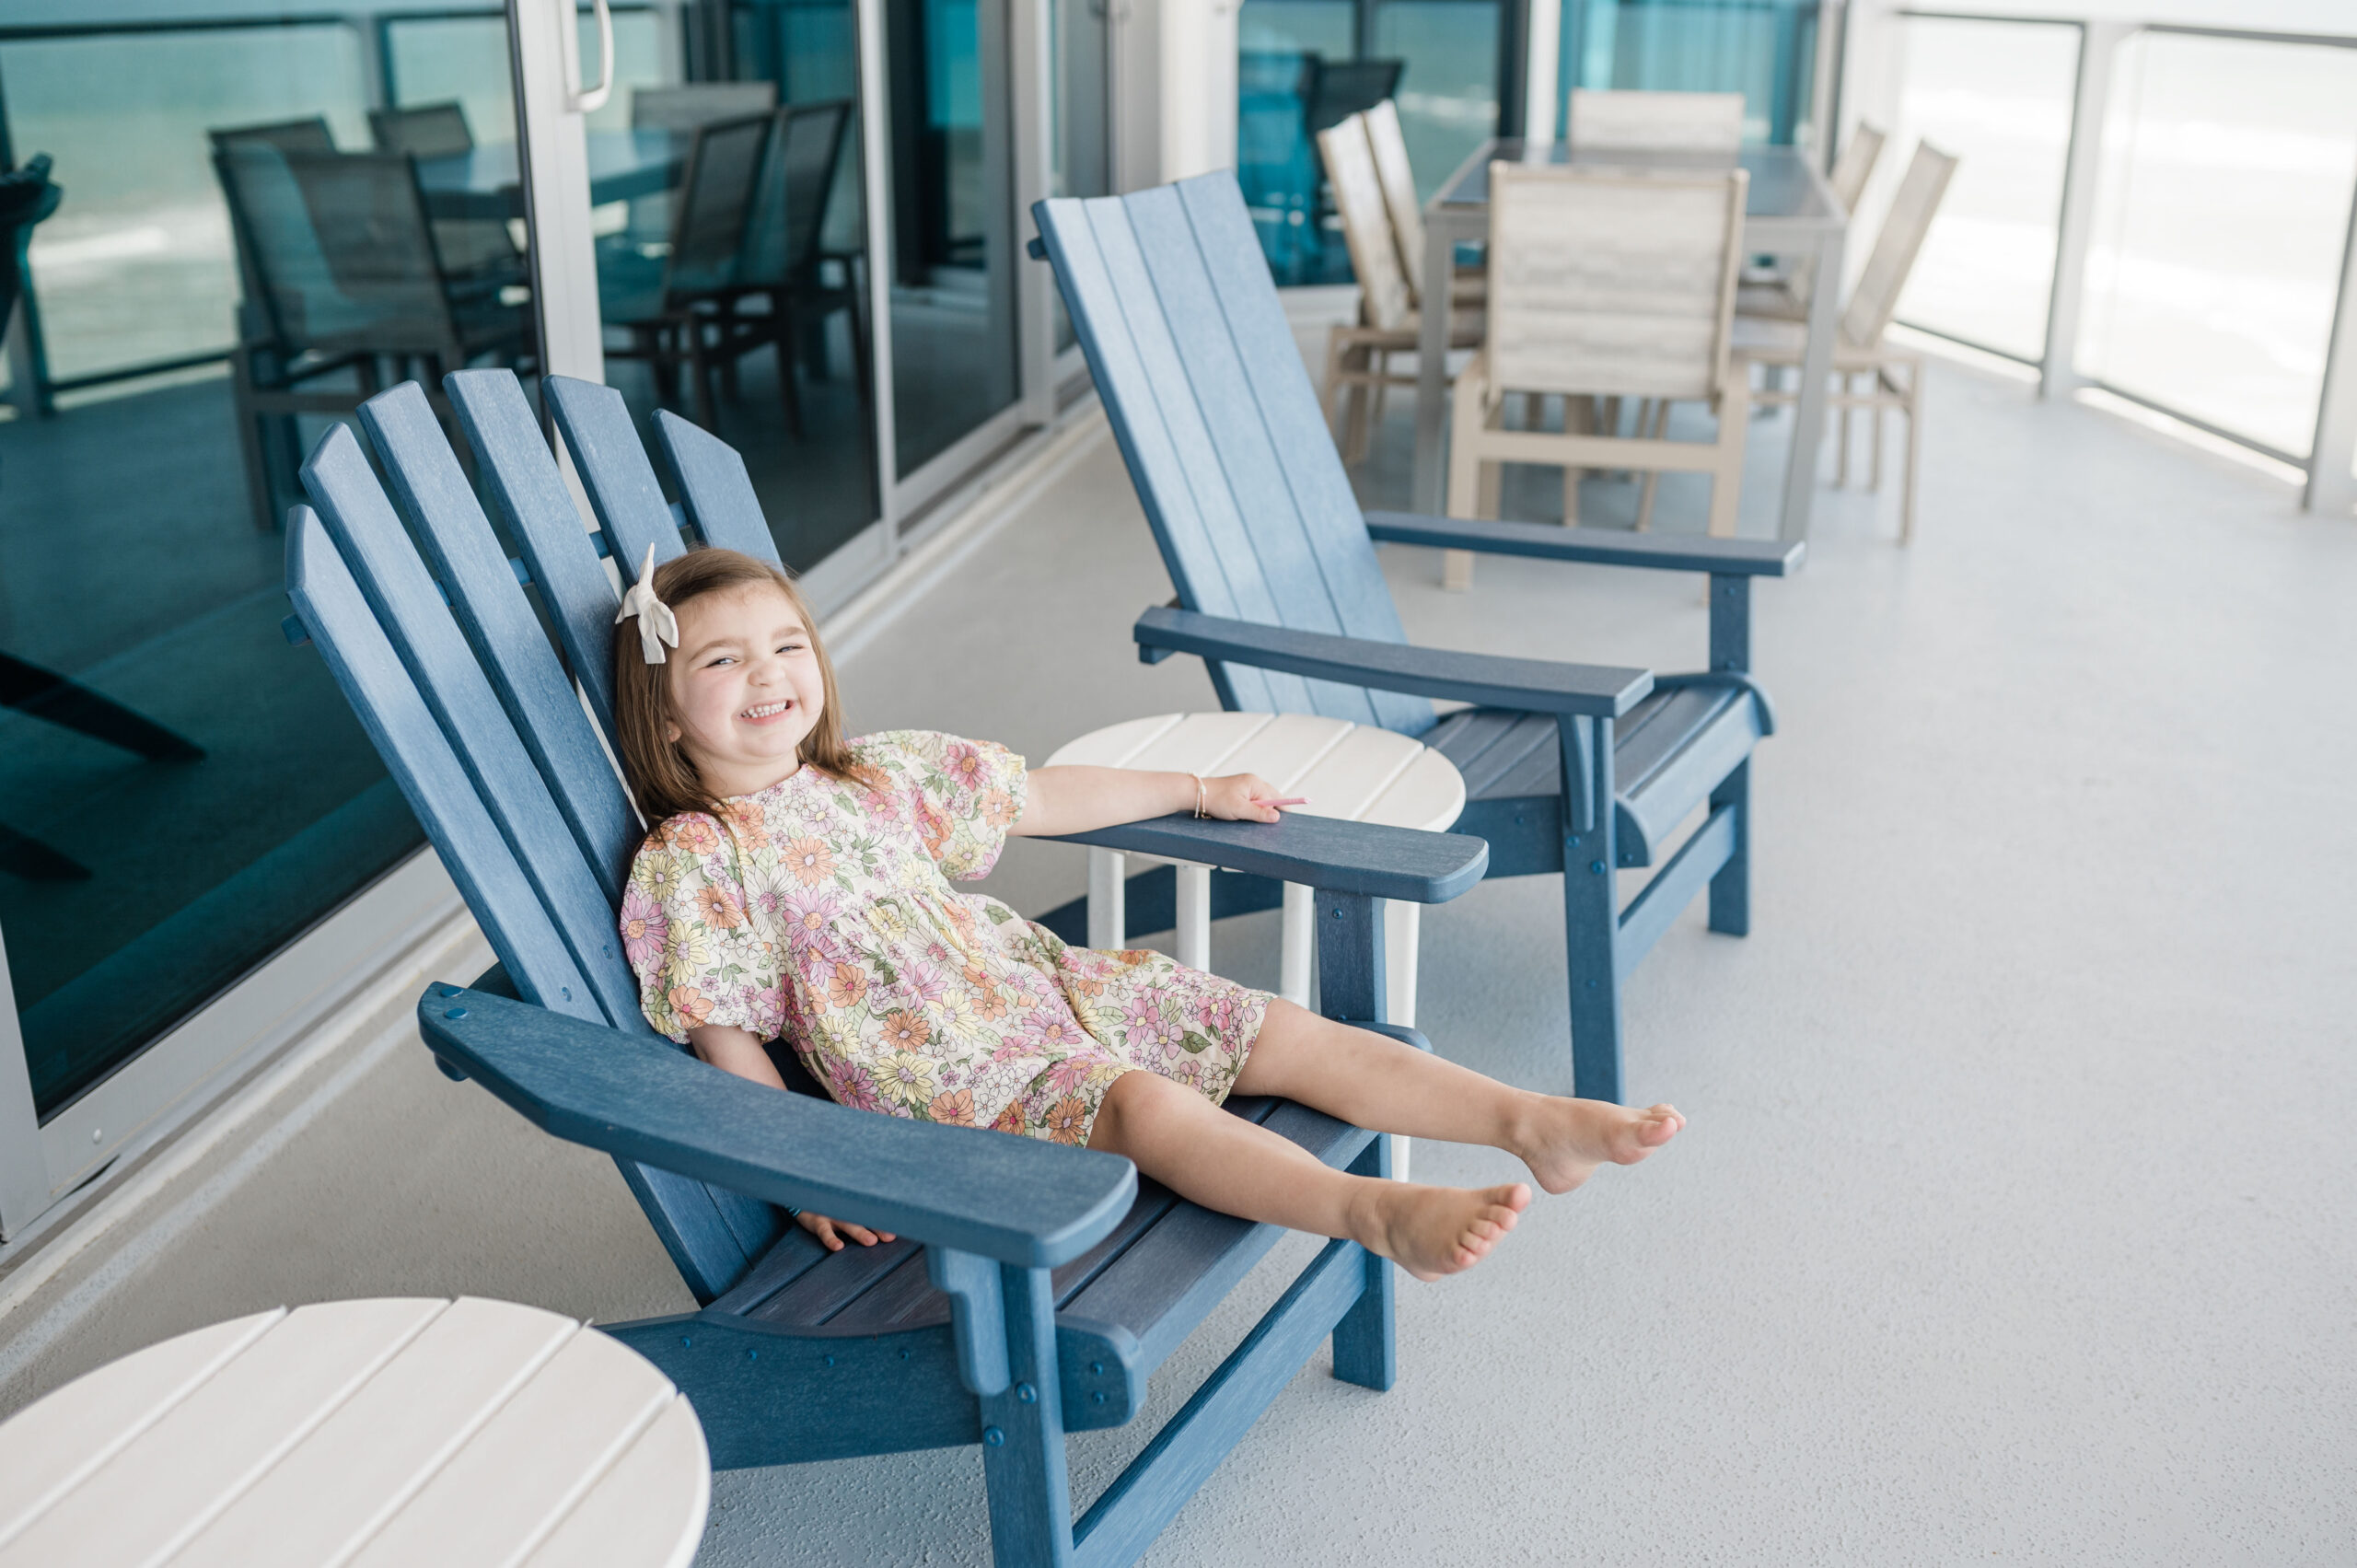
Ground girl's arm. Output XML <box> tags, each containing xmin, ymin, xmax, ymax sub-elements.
<box><xmin>685</xmin><ymin>1023</ymin><xmax>896</xmax><ymax>1252</ymax></box>
<box><xmin>1009</xmin><ymin>766</ymin><xmax>1292</xmax><ymax>838</ymax></box>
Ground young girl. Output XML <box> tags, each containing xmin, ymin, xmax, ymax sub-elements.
<box><xmin>615</xmin><ymin>547</ymin><xmax>1684</xmax><ymax>1282</ymax></box>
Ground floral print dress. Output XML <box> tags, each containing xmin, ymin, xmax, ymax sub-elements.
<box><xmin>622</xmin><ymin>730</ymin><xmax>1269</xmax><ymax>1144</ymax></box>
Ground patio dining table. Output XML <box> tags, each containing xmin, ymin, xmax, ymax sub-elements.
<box><xmin>414</xmin><ymin>129</ymin><xmax>687</xmax><ymax>222</ymax></box>
<box><xmin>1411</xmin><ymin>138</ymin><xmax>1848</xmax><ymax>543</ymax></box>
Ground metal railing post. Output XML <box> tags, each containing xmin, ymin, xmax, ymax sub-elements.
<box><xmin>2040</xmin><ymin>19</ymin><xmax>2128</xmax><ymax>401</ymax></box>
<box><xmin>2305</xmin><ymin>168</ymin><xmax>2357</xmax><ymax>516</ymax></box>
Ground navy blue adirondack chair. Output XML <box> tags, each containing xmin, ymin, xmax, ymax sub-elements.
<box><xmin>1031</xmin><ymin>170</ymin><xmax>1803</xmax><ymax>1104</ymax></box>
<box><xmin>283</xmin><ymin>368</ymin><xmax>1490</xmax><ymax>1567</ymax></box>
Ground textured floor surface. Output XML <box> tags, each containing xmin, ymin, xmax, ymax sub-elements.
<box><xmin>3</xmin><ymin>343</ymin><xmax>2351</xmax><ymax>1566</ymax></box>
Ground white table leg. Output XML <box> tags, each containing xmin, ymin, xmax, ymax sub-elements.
<box><xmin>1176</xmin><ymin>863</ymin><xmax>1212</xmax><ymax>973</ymax></box>
<box><xmin>1782</xmin><ymin>223</ymin><xmax>1849</xmax><ymax>543</ymax></box>
<box><xmin>1383</xmin><ymin>899</ymin><xmax>1420</xmax><ymax>1028</ymax></box>
<box><xmin>1087</xmin><ymin>848</ymin><xmax>1125</xmax><ymax>950</ymax></box>
<box><xmin>1279</xmin><ymin>882</ymin><xmax>1314</xmax><ymax>1006</ymax></box>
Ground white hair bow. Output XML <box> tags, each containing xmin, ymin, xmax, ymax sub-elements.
<box><xmin>615</xmin><ymin>543</ymin><xmax>679</xmax><ymax>664</ymax></box>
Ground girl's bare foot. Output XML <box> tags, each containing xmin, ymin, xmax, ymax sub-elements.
<box><xmin>1354</xmin><ymin>1180</ymin><xmax>1532</xmax><ymax>1282</ymax></box>
<box><xmin>1515</xmin><ymin>1098</ymin><xmax>1685</xmax><ymax>1195</ymax></box>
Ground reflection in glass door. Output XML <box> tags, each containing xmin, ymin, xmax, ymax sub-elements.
<box><xmin>0</xmin><ymin>10</ymin><xmax>511</xmax><ymax>1198</ymax></box>
<box><xmin>884</xmin><ymin>0</ymin><xmax>1021</xmax><ymax>478</ymax></box>
<box><xmin>1049</xmin><ymin>0</ymin><xmax>1109</xmax><ymax>354</ymax></box>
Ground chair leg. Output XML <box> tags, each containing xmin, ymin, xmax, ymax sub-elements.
<box><xmin>1870</xmin><ymin>397</ymin><xmax>1886</xmax><ymax>493</ymax></box>
<box><xmin>1635</xmin><ymin>398</ymin><xmax>1671</xmax><ymax>532</ymax></box>
<box><xmin>1560</xmin><ymin>716</ymin><xmax>1624</xmax><ymax>1103</ymax></box>
<box><xmin>1321</xmin><ymin>328</ymin><xmax>1351</xmax><ymax>442</ymax></box>
<box><xmin>230</xmin><ymin>349</ymin><xmax>276</xmax><ymax>532</ymax></box>
<box><xmin>1707</xmin><ymin>375</ymin><xmax>1751</xmax><ymax>539</ymax></box>
<box><xmin>1329</xmin><ymin>1136</ymin><xmax>1396</xmax><ymax>1390</ymax></box>
<box><xmin>1835</xmin><ymin>375</ymin><xmax>1852</xmax><ymax>487</ymax></box>
<box><xmin>980</xmin><ymin>1264</ymin><xmax>1074</xmax><ymax>1567</ymax></box>
<box><xmin>1707</xmin><ymin>758</ymin><xmax>1750</xmax><ymax>936</ymax></box>
<box><xmin>1444</xmin><ymin>358</ymin><xmax>1489</xmax><ymax>590</ymax></box>
<box><xmin>1899</xmin><ymin>365</ymin><xmax>1922</xmax><ymax>544</ymax></box>
<box><xmin>1368</xmin><ymin>349</ymin><xmax>1388</xmax><ymax>432</ymax></box>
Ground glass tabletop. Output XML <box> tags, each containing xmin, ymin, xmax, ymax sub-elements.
<box><xmin>1437</xmin><ymin>139</ymin><xmax>1838</xmax><ymax>223</ymax></box>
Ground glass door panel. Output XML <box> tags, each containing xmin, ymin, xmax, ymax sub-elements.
<box><xmin>591</xmin><ymin>0</ymin><xmax>883</xmax><ymax>573</ymax></box>
<box><xmin>1049</xmin><ymin>0</ymin><xmax>1110</xmax><ymax>354</ymax></box>
<box><xmin>1559</xmin><ymin>0</ymin><xmax>1818</xmax><ymax>146</ymax></box>
<box><xmin>2077</xmin><ymin>31</ymin><xmax>2357</xmax><ymax>460</ymax></box>
<box><xmin>1888</xmin><ymin>16</ymin><xmax>2078</xmax><ymax>364</ymax></box>
<box><xmin>1372</xmin><ymin>0</ymin><xmax>1499</xmax><ymax>202</ymax></box>
<box><xmin>0</xmin><ymin>17</ymin><xmax>442</xmax><ymax>1117</ymax></box>
<box><xmin>883</xmin><ymin>0</ymin><xmax>1020</xmax><ymax>478</ymax></box>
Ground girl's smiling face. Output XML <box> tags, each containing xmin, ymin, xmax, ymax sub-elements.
<box><xmin>666</xmin><ymin>583</ymin><xmax>825</xmax><ymax>799</ymax></box>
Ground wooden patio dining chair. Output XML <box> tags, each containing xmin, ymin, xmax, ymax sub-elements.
<box><xmin>1738</xmin><ymin>120</ymin><xmax>1886</xmax><ymax>323</ymax></box>
<box><xmin>1363</xmin><ymin>98</ymin><xmax>1483</xmax><ymax>315</ymax></box>
<box><xmin>1316</xmin><ymin>112</ymin><xmax>1481</xmax><ymax>464</ymax></box>
<box><xmin>1032</xmin><ymin>169</ymin><xmax>1802</xmax><ymax>1101</ymax></box>
<box><xmin>1446</xmin><ymin>159</ymin><xmax>1751</xmax><ymax>568</ymax></box>
<box><xmin>285</xmin><ymin>366</ymin><xmax>1490</xmax><ymax>1567</ymax></box>
<box><xmin>1568</xmin><ymin>88</ymin><xmax>1746</xmax><ymax>153</ymax></box>
<box><xmin>1734</xmin><ymin>140</ymin><xmax>1959</xmax><ymax>542</ymax></box>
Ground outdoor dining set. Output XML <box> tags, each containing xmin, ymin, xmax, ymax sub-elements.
<box><xmin>1316</xmin><ymin>87</ymin><xmax>1957</xmax><ymax>552</ymax></box>
<box><xmin>208</xmin><ymin>84</ymin><xmax>859</xmax><ymax>530</ymax></box>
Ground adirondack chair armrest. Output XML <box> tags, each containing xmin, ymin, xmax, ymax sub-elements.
<box><xmin>1132</xmin><ymin>605</ymin><xmax>1654</xmax><ymax>718</ymax></box>
<box><xmin>1362</xmin><ymin>512</ymin><xmax>1805</xmax><ymax>576</ymax></box>
<box><xmin>1652</xmin><ymin>670</ymin><xmax>1777</xmax><ymax>736</ymax></box>
<box><xmin>417</xmin><ymin>987</ymin><xmax>1137</xmax><ymax>1268</ymax></box>
<box><xmin>1046</xmin><ymin>813</ymin><xmax>1488</xmax><ymax>906</ymax></box>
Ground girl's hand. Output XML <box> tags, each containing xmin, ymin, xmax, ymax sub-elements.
<box><xmin>797</xmin><ymin>1211</ymin><xmax>896</xmax><ymax>1250</ymax></box>
<box><xmin>1201</xmin><ymin>772</ymin><xmax>1296</xmax><ymax>824</ymax></box>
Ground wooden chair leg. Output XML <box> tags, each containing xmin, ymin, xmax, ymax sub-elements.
<box><xmin>1368</xmin><ymin>349</ymin><xmax>1388</xmax><ymax>433</ymax></box>
<box><xmin>1899</xmin><ymin>364</ymin><xmax>1922</xmax><ymax>545</ymax></box>
<box><xmin>1329</xmin><ymin>1136</ymin><xmax>1397</xmax><ymax>1389</ymax></box>
<box><xmin>978</xmin><ymin>1264</ymin><xmax>1074</xmax><ymax>1567</ymax></box>
<box><xmin>1560</xmin><ymin>714</ymin><xmax>1624</xmax><ymax>1104</ymax></box>
<box><xmin>1635</xmin><ymin>398</ymin><xmax>1671</xmax><ymax>532</ymax></box>
<box><xmin>1835</xmin><ymin>374</ymin><xmax>1852</xmax><ymax>488</ymax></box>
<box><xmin>1321</xmin><ymin>328</ymin><xmax>1351</xmax><ymax>442</ymax></box>
<box><xmin>1707</xmin><ymin>376</ymin><xmax>1751</xmax><ymax>539</ymax></box>
<box><xmin>1707</xmin><ymin>758</ymin><xmax>1750</xmax><ymax>935</ymax></box>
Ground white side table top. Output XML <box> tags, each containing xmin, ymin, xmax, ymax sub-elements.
<box><xmin>0</xmin><ymin>1296</ymin><xmax>708</xmax><ymax>1568</ymax></box>
<box><xmin>1043</xmin><ymin>711</ymin><xmax>1464</xmax><ymax>833</ymax></box>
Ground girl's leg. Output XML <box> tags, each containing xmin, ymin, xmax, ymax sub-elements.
<box><xmin>1087</xmin><ymin>1070</ymin><xmax>1528</xmax><ymax>1282</ymax></box>
<box><xmin>1230</xmin><ymin>999</ymin><xmax>1685</xmax><ymax>1195</ymax></box>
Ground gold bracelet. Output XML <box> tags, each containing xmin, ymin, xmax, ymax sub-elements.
<box><xmin>1191</xmin><ymin>773</ymin><xmax>1206</xmax><ymax>819</ymax></box>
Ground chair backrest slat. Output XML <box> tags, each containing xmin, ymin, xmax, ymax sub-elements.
<box><xmin>301</xmin><ymin>424</ymin><xmax>642</xmax><ymax>1031</ymax></box>
<box><xmin>1317</xmin><ymin>115</ymin><xmax>1411</xmax><ymax>332</ymax></box>
<box><xmin>290</xmin><ymin>502</ymin><xmax>782</xmax><ymax>1305</ymax></box>
<box><xmin>546</xmin><ymin>376</ymin><xmax>691</xmax><ymax>582</ymax></box>
<box><xmin>655</xmin><ymin>410</ymin><xmax>788</xmax><ymax>567</ymax></box>
<box><xmin>1486</xmin><ymin>163</ymin><xmax>1747</xmax><ymax>403</ymax></box>
<box><xmin>1362</xmin><ymin>100</ymin><xmax>1429</xmax><ymax>304</ymax></box>
<box><xmin>1842</xmin><ymin>140</ymin><xmax>1958</xmax><ymax>349</ymax></box>
<box><xmin>444</xmin><ymin>370</ymin><xmax>633</xmax><ymax>742</ymax></box>
<box><xmin>1036</xmin><ymin>173</ymin><xmax>1435</xmax><ymax>736</ymax></box>
<box><xmin>1829</xmin><ymin>121</ymin><xmax>1887</xmax><ymax>215</ymax></box>
<box><xmin>1569</xmin><ymin>88</ymin><xmax>1746</xmax><ymax>153</ymax></box>
<box><xmin>359</xmin><ymin>384</ymin><xmax>640</xmax><ymax>902</ymax></box>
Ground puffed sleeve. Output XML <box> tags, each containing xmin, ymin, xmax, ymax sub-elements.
<box><xmin>858</xmin><ymin>730</ymin><xmax>1028</xmax><ymax>881</ymax></box>
<box><xmin>621</xmin><ymin>813</ymin><xmax>784</xmax><ymax>1044</ymax></box>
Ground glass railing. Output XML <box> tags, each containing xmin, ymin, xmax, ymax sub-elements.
<box><xmin>1887</xmin><ymin>15</ymin><xmax>2078</xmax><ymax>364</ymax></box>
<box><xmin>2076</xmin><ymin>29</ymin><xmax>2357</xmax><ymax>463</ymax></box>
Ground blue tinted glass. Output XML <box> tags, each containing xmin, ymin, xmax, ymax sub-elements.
<box><xmin>1562</xmin><ymin>0</ymin><xmax>1819</xmax><ymax>145</ymax></box>
<box><xmin>0</xmin><ymin>22</ymin><xmax>423</xmax><ymax>1115</ymax></box>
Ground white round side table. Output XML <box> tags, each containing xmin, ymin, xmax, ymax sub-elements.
<box><xmin>1044</xmin><ymin>711</ymin><xmax>1466</xmax><ymax>1028</ymax></box>
<box><xmin>0</xmin><ymin>1296</ymin><xmax>708</xmax><ymax>1568</ymax></box>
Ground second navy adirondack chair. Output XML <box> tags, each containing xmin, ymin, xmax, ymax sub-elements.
<box><xmin>283</xmin><ymin>368</ymin><xmax>1491</xmax><ymax>1568</ymax></box>
<box><xmin>1032</xmin><ymin>171</ymin><xmax>1803</xmax><ymax>1103</ymax></box>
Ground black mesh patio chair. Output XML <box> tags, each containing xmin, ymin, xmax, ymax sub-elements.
<box><xmin>214</xmin><ymin>145</ymin><xmax>530</xmax><ymax>528</ymax></box>
<box><xmin>725</xmin><ymin>99</ymin><xmax>865</xmax><ymax>435</ymax></box>
<box><xmin>369</xmin><ymin>100</ymin><xmax>527</xmax><ymax>295</ymax></box>
<box><xmin>598</xmin><ymin>111</ymin><xmax>776</xmax><ymax>429</ymax></box>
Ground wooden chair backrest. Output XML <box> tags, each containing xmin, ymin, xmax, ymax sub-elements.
<box><xmin>1362</xmin><ymin>99</ymin><xmax>1429</xmax><ymax>303</ymax></box>
<box><xmin>290</xmin><ymin>370</ymin><xmax>795</xmax><ymax>1305</ymax></box>
<box><xmin>1032</xmin><ymin>171</ymin><xmax>1436</xmax><ymax>738</ymax></box>
<box><xmin>1316</xmin><ymin>114</ymin><xmax>1412</xmax><ymax>331</ymax></box>
<box><xmin>1829</xmin><ymin>121</ymin><xmax>1887</xmax><ymax>215</ymax></box>
<box><xmin>1484</xmin><ymin>161</ymin><xmax>1747</xmax><ymax>403</ymax></box>
<box><xmin>1569</xmin><ymin>88</ymin><xmax>1745</xmax><ymax>153</ymax></box>
<box><xmin>1841</xmin><ymin>140</ymin><xmax>1958</xmax><ymax>348</ymax></box>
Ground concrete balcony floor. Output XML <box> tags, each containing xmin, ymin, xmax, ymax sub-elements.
<box><xmin>2</xmin><ymin>331</ymin><xmax>2352</xmax><ymax>1564</ymax></box>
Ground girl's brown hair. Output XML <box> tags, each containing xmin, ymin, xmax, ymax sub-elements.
<box><xmin>613</xmin><ymin>546</ymin><xmax>852</xmax><ymax>828</ymax></box>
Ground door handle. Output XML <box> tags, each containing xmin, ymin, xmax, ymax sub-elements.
<box><xmin>568</xmin><ymin>0</ymin><xmax>614</xmax><ymax>114</ymax></box>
